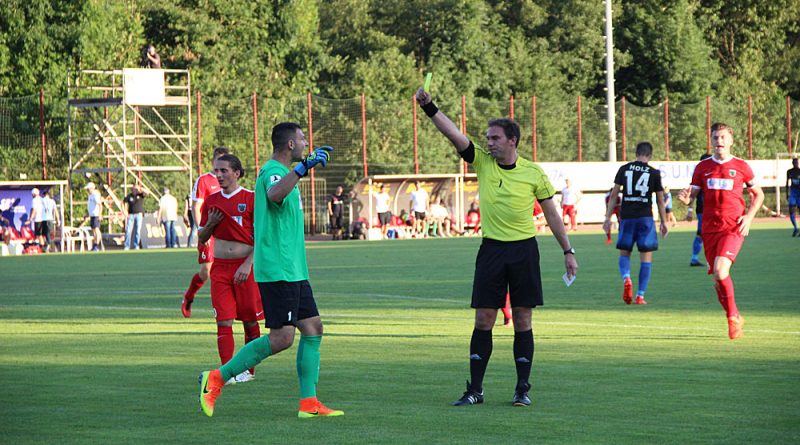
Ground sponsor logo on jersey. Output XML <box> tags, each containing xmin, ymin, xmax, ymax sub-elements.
<box><xmin>238</xmin><ymin>203</ymin><xmax>246</xmax><ymax>212</ymax></box>
<box><xmin>270</xmin><ymin>175</ymin><xmax>281</xmax><ymax>185</ymax></box>
<box><xmin>706</xmin><ymin>178</ymin><xmax>734</xmax><ymax>190</ymax></box>
<box><xmin>232</xmin><ymin>215</ymin><xmax>243</xmax><ymax>226</ymax></box>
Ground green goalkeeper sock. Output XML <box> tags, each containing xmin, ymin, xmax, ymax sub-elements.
<box><xmin>220</xmin><ymin>335</ymin><xmax>272</xmax><ymax>381</ymax></box>
<box><xmin>296</xmin><ymin>335</ymin><xmax>322</xmax><ymax>399</ymax></box>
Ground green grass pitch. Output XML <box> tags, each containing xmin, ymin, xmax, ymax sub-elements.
<box><xmin>1</xmin><ymin>224</ymin><xmax>798</xmax><ymax>444</ymax></box>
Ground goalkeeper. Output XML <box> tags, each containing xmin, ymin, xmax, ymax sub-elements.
<box><xmin>199</xmin><ymin>122</ymin><xmax>343</xmax><ymax>418</ymax></box>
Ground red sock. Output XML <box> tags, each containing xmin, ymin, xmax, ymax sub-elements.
<box><xmin>185</xmin><ymin>273</ymin><xmax>206</xmax><ymax>301</ymax></box>
<box><xmin>217</xmin><ymin>325</ymin><xmax>234</xmax><ymax>365</ymax></box>
<box><xmin>244</xmin><ymin>323</ymin><xmax>261</xmax><ymax>375</ymax></box>
<box><xmin>501</xmin><ymin>292</ymin><xmax>512</xmax><ymax>320</ymax></box>
<box><xmin>714</xmin><ymin>277</ymin><xmax>738</xmax><ymax>318</ymax></box>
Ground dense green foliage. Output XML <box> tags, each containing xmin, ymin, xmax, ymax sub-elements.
<box><xmin>0</xmin><ymin>0</ymin><xmax>798</xmax><ymax>185</ymax></box>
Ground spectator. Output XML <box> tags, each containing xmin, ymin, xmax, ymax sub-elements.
<box><xmin>41</xmin><ymin>190</ymin><xmax>59</xmax><ymax>252</ymax></box>
<box><xmin>183</xmin><ymin>193</ymin><xmax>197</xmax><ymax>247</ymax></box>
<box><xmin>123</xmin><ymin>184</ymin><xmax>147</xmax><ymax>250</ymax></box>
<box><xmin>140</xmin><ymin>45</ymin><xmax>161</xmax><ymax>68</ymax></box>
<box><xmin>157</xmin><ymin>187</ymin><xmax>179</xmax><ymax>248</ymax></box>
<box><xmin>560</xmin><ymin>178</ymin><xmax>581</xmax><ymax>231</ymax></box>
<box><xmin>465</xmin><ymin>201</ymin><xmax>481</xmax><ymax>235</ymax></box>
<box><xmin>85</xmin><ymin>182</ymin><xmax>104</xmax><ymax>251</ymax></box>
<box><xmin>327</xmin><ymin>185</ymin><xmax>345</xmax><ymax>240</ymax></box>
<box><xmin>29</xmin><ymin>188</ymin><xmax>44</xmax><ymax>250</ymax></box>
<box><xmin>374</xmin><ymin>184</ymin><xmax>392</xmax><ymax>239</ymax></box>
<box><xmin>409</xmin><ymin>181</ymin><xmax>429</xmax><ymax>238</ymax></box>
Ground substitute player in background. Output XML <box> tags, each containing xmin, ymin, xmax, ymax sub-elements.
<box><xmin>685</xmin><ymin>123</ymin><xmax>764</xmax><ymax>340</ymax></box>
<box><xmin>787</xmin><ymin>157</ymin><xmax>800</xmax><ymax>237</ymax></box>
<box><xmin>199</xmin><ymin>122</ymin><xmax>343</xmax><ymax>419</ymax></box>
<box><xmin>604</xmin><ymin>187</ymin><xmax>622</xmax><ymax>245</ymax></box>
<box><xmin>198</xmin><ymin>154</ymin><xmax>262</xmax><ymax>384</ymax></box>
<box><xmin>416</xmin><ymin>87</ymin><xmax>578</xmax><ymax>408</ymax></box>
<box><xmin>182</xmin><ymin>146</ymin><xmax>230</xmax><ymax>317</ymax></box>
<box><xmin>603</xmin><ymin>142</ymin><xmax>669</xmax><ymax>305</ymax></box>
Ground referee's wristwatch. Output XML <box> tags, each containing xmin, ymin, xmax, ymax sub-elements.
<box><xmin>564</xmin><ymin>247</ymin><xmax>576</xmax><ymax>256</ymax></box>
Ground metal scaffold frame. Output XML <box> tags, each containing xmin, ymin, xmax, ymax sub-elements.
<box><xmin>66</xmin><ymin>69</ymin><xmax>192</xmax><ymax>229</ymax></box>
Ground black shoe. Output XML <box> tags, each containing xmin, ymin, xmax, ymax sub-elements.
<box><xmin>452</xmin><ymin>380</ymin><xmax>483</xmax><ymax>406</ymax></box>
<box><xmin>793</xmin><ymin>229</ymin><xmax>799</xmax><ymax>237</ymax></box>
<box><xmin>512</xmin><ymin>381</ymin><xmax>531</xmax><ymax>407</ymax></box>
<box><xmin>689</xmin><ymin>260</ymin><xmax>705</xmax><ymax>267</ymax></box>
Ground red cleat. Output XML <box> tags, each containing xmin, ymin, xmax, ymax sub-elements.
<box><xmin>622</xmin><ymin>277</ymin><xmax>633</xmax><ymax>304</ymax></box>
<box><xmin>727</xmin><ymin>314</ymin><xmax>745</xmax><ymax>340</ymax></box>
<box><xmin>181</xmin><ymin>297</ymin><xmax>193</xmax><ymax>318</ymax></box>
<box><xmin>634</xmin><ymin>295</ymin><xmax>647</xmax><ymax>305</ymax></box>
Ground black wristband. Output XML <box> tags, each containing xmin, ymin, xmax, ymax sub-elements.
<box><xmin>421</xmin><ymin>101</ymin><xmax>439</xmax><ymax>118</ymax></box>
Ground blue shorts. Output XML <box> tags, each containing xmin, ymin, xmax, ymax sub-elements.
<box><xmin>789</xmin><ymin>190</ymin><xmax>800</xmax><ymax>207</ymax></box>
<box><xmin>617</xmin><ymin>216</ymin><xmax>658</xmax><ymax>252</ymax></box>
<box><xmin>696</xmin><ymin>213</ymin><xmax>703</xmax><ymax>236</ymax></box>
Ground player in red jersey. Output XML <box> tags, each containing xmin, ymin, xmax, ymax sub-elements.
<box><xmin>182</xmin><ymin>146</ymin><xmax>230</xmax><ymax>317</ymax></box>
<box><xmin>685</xmin><ymin>123</ymin><xmax>764</xmax><ymax>340</ymax></box>
<box><xmin>199</xmin><ymin>153</ymin><xmax>263</xmax><ymax>383</ymax></box>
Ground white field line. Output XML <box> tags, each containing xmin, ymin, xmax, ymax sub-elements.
<box><xmin>2</xmin><ymin>291</ymin><xmax>800</xmax><ymax>336</ymax></box>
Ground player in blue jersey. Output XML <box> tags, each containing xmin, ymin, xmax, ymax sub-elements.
<box><xmin>603</xmin><ymin>142</ymin><xmax>669</xmax><ymax>305</ymax></box>
<box><xmin>787</xmin><ymin>158</ymin><xmax>800</xmax><ymax>237</ymax></box>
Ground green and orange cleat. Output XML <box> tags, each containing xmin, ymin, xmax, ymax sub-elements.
<box><xmin>199</xmin><ymin>369</ymin><xmax>224</xmax><ymax>417</ymax></box>
<box><xmin>298</xmin><ymin>397</ymin><xmax>344</xmax><ymax>418</ymax></box>
<box><xmin>728</xmin><ymin>314</ymin><xmax>745</xmax><ymax>340</ymax></box>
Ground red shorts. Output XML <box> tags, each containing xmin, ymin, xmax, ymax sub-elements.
<box><xmin>210</xmin><ymin>257</ymin><xmax>264</xmax><ymax>321</ymax></box>
<box><xmin>701</xmin><ymin>231</ymin><xmax>744</xmax><ymax>275</ymax></box>
<box><xmin>198</xmin><ymin>238</ymin><xmax>215</xmax><ymax>264</ymax></box>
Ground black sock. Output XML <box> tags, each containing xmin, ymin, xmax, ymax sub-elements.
<box><xmin>469</xmin><ymin>328</ymin><xmax>493</xmax><ymax>391</ymax></box>
<box><xmin>513</xmin><ymin>329</ymin><xmax>534</xmax><ymax>388</ymax></box>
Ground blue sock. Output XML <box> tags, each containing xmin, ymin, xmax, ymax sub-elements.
<box><xmin>790</xmin><ymin>212</ymin><xmax>797</xmax><ymax>229</ymax></box>
<box><xmin>691</xmin><ymin>236</ymin><xmax>702</xmax><ymax>261</ymax></box>
<box><xmin>619</xmin><ymin>256</ymin><xmax>631</xmax><ymax>280</ymax></box>
<box><xmin>638</xmin><ymin>262</ymin><xmax>652</xmax><ymax>296</ymax></box>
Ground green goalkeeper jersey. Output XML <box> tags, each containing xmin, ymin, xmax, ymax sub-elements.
<box><xmin>471</xmin><ymin>143</ymin><xmax>556</xmax><ymax>241</ymax></box>
<box><xmin>253</xmin><ymin>159</ymin><xmax>308</xmax><ymax>282</ymax></box>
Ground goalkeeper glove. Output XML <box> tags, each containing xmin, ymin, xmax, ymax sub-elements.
<box><xmin>293</xmin><ymin>146</ymin><xmax>333</xmax><ymax>177</ymax></box>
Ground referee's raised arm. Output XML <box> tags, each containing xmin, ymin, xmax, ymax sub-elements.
<box><xmin>415</xmin><ymin>87</ymin><xmax>470</xmax><ymax>153</ymax></box>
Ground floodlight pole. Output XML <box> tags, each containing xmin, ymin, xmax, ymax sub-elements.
<box><xmin>604</xmin><ymin>0</ymin><xmax>617</xmax><ymax>162</ymax></box>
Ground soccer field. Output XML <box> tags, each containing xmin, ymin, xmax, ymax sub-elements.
<box><xmin>1</xmin><ymin>225</ymin><xmax>798</xmax><ymax>444</ymax></box>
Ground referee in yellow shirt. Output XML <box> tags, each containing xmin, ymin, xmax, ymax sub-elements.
<box><xmin>416</xmin><ymin>87</ymin><xmax>578</xmax><ymax>407</ymax></box>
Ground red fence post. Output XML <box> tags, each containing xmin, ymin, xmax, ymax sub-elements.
<box><xmin>706</xmin><ymin>96</ymin><xmax>711</xmax><ymax>155</ymax></box>
<box><xmin>307</xmin><ymin>93</ymin><xmax>316</xmax><ymax>234</ymax></box>
<box><xmin>252</xmin><ymin>91</ymin><xmax>259</xmax><ymax>176</ymax></box>
<box><xmin>577</xmin><ymin>96</ymin><xmax>582</xmax><ymax>162</ymax></box>
<box><xmin>664</xmin><ymin>97</ymin><xmax>670</xmax><ymax>161</ymax></box>
<box><xmin>531</xmin><ymin>96</ymin><xmax>537</xmax><ymax>162</ymax></box>
<box><xmin>621</xmin><ymin>96</ymin><xmax>627</xmax><ymax>162</ymax></box>
<box><xmin>361</xmin><ymin>93</ymin><xmax>368</xmax><ymax>178</ymax></box>
<box><xmin>196</xmin><ymin>91</ymin><xmax>203</xmax><ymax>175</ymax></box>
<box><xmin>788</xmin><ymin>96</ymin><xmax>793</xmax><ymax>154</ymax></box>
<box><xmin>509</xmin><ymin>95</ymin><xmax>515</xmax><ymax>120</ymax></box>
<box><xmin>412</xmin><ymin>95</ymin><xmax>419</xmax><ymax>175</ymax></box>
<box><xmin>39</xmin><ymin>89</ymin><xmax>47</xmax><ymax>180</ymax></box>
<box><xmin>748</xmin><ymin>95</ymin><xmax>753</xmax><ymax>159</ymax></box>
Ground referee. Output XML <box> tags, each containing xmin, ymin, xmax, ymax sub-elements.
<box><xmin>416</xmin><ymin>87</ymin><xmax>578</xmax><ymax>407</ymax></box>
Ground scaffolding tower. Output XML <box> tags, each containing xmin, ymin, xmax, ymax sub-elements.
<box><xmin>67</xmin><ymin>69</ymin><xmax>192</xmax><ymax>229</ymax></box>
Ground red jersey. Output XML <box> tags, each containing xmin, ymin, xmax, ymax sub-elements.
<box><xmin>690</xmin><ymin>156</ymin><xmax>755</xmax><ymax>234</ymax></box>
<box><xmin>192</xmin><ymin>172</ymin><xmax>221</xmax><ymax>202</ymax></box>
<box><xmin>200</xmin><ymin>187</ymin><xmax>254</xmax><ymax>245</ymax></box>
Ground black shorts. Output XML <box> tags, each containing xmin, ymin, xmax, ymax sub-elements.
<box><xmin>34</xmin><ymin>222</ymin><xmax>45</xmax><ymax>236</ymax></box>
<box><xmin>329</xmin><ymin>215</ymin><xmax>342</xmax><ymax>230</ymax></box>
<box><xmin>90</xmin><ymin>217</ymin><xmax>101</xmax><ymax>229</ymax></box>
<box><xmin>378</xmin><ymin>211</ymin><xmax>392</xmax><ymax>226</ymax></box>
<box><xmin>472</xmin><ymin>237</ymin><xmax>543</xmax><ymax>308</ymax></box>
<box><xmin>414</xmin><ymin>211</ymin><xmax>426</xmax><ymax>221</ymax></box>
<box><xmin>258</xmin><ymin>280</ymin><xmax>319</xmax><ymax>329</ymax></box>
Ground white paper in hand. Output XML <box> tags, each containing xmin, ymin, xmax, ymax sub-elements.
<box><xmin>562</xmin><ymin>272</ymin><xmax>576</xmax><ymax>287</ymax></box>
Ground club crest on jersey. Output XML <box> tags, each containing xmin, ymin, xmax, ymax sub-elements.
<box><xmin>270</xmin><ymin>175</ymin><xmax>281</xmax><ymax>185</ymax></box>
<box><xmin>238</xmin><ymin>203</ymin><xmax>246</xmax><ymax>212</ymax></box>
<box><xmin>729</xmin><ymin>169</ymin><xmax>737</xmax><ymax>177</ymax></box>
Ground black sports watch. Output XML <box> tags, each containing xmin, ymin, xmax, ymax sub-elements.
<box><xmin>564</xmin><ymin>247</ymin><xmax>576</xmax><ymax>256</ymax></box>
